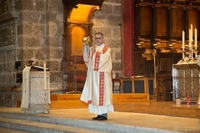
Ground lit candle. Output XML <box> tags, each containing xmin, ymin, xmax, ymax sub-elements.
<box><xmin>182</xmin><ymin>31</ymin><xmax>185</xmax><ymax>59</ymax></box>
<box><xmin>189</xmin><ymin>29</ymin><xmax>191</xmax><ymax>49</ymax></box>
<box><xmin>195</xmin><ymin>28</ymin><xmax>197</xmax><ymax>50</ymax></box>
<box><xmin>191</xmin><ymin>24</ymin><xmax>193</xmax><ymax>42</ymax></box>
<box><xmin>44</xmin><ymin>61</ymin><xmax>47</xmax><ymax>90</ymax></box>
<box><xmin>182</xmin><ymin>31</ymin><xmax>185</xmax><ymax>49</ymax></box>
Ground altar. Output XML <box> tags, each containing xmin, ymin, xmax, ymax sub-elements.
<box><xmin>172</xmin><ymin>25</ymin><xmax>200</xmax><ymax>103</ymax></box>
<box><xmin>172</xmin><ymin>61</ymin><xmax>200</xmax><ymax>101</ymax></box>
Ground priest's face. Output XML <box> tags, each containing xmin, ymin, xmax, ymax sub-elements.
<box><xmin>94</xmin><ymin>34</ymin><xmax>104</xmax><ymax>46</ymax></box>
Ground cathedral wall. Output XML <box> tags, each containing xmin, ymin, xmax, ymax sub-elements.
<box><xmin>18</xmin><ymin>0</ymin><xmax>64</xmax><ymax>91</ymax></box>
<box><xmin>92</xmin><ymin>0</ymin><xmax>122</xmax><ymax>78</ymax></box>
<box><xmin>0</xmin><ymin>0</ymin><xmax>122</xmax><ymax>107</ymax></box>
<box><xmin>0</xmin><ymin>0</ymin><xmax>64</xmax><ymax>106</ymax></box>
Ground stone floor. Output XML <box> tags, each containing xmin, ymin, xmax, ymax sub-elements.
<box><xmin>0</xmin><ymin>107</ymin><xmax>199</xmax><ymax>133</ymax></box>
<box><xmin>114</xmin><ymin>101</ymin><xmax>200</xmax><ymax>118</ymax></box>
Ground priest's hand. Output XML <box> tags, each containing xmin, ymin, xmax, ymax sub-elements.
<box><xmin>87</xmin><ymin>36</ymin><xmax>90</xmax><ymax>43</ymax></box>
<box><xmin>91</xmin><ymin>46</ymin><xmax>96</xmax><ymax>53</ymax></box>
<box><xmin>83</xmin><ymin>36</ymin><xmax>90</xmax><ymax>45</ymax></box>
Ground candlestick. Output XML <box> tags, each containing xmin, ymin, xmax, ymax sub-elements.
<box><xmin>191</xmin><ymin>24</ymin><xmax>193</xmax><ymax>42</ymax></box>
<box><xmin>195</xmin><ymin>28</ymin><xmax>197</xmax><ymax>50</ymax></box>
<box><xmin>189</xmin><ymin>29</ymin><xmax>191</xmax><ymax>49</ymax></box>
<box><xmin>182</xmin><ymin>31</ymin><xmax>185</xmax><ymax>59</ymax></box>
<box><xmin>182</xmin><ymin>31</ymin><xmax>185</xmax><ymax>49</ymax></box>
<box><xmin>44</xmin><ymin>61</ymin><xmax>47</xmax><ymax>90</ymax></box>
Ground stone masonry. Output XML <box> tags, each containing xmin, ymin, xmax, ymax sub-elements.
<box><xmin>93</xmin><ymin>0</ymin><xmax>122</xmax><ymax>78</ymax></box>
<box><xmin>0</xmin><ymin>0</ymin><xmax>122</xmax><ymax>107</ymax></box>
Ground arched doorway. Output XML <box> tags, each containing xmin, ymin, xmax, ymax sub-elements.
<box><xmin>62</xmin><ymin>1</ymin><xmax>103</xmax><ymax>93</ymax></box>
<box><xmin>71</xmin><ymin>26</ymin><xmax>85</xmax><ymax>56</ymax></box>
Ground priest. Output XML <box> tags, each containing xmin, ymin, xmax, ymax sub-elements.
<box><xmin>80</xmin><ymin>32</ymin><xmax>114</xmax><ymax>120</ymax></box>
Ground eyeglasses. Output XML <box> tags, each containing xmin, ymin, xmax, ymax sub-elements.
<box><xmin>94</xmin><ymin>37</ymin><xmax>102</xmax><ymax>40</ymax></box>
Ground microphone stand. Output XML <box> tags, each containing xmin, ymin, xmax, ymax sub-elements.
<box><xmin>67</xmin><ymin>56</ymin><xmax>81</xmax><ymax>94</ymax></box>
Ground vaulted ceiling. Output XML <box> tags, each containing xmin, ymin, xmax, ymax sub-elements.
<box><xmin>62</xmin><ymin>0</ymin><xmax>103</xmax><ymax>22</ymax></box>
<box><xmin>69</xmin><ymin>4</ymin><xmax>99</xmax><ymax>22</ymax></box>
<box><xmin>62</xmin><ymin>0</ymin><xmax>104</xmax><ymax>7</ymax></box>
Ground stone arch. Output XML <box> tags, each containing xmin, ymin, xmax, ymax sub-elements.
<box><xmin>62</xmin><ymin>1</ymin><xmax>104</xmax><ymax>92</ymax></box>
<box><xmin>70</xmin><ymin>26</ymin><xmax>86</xmax><ymax>56</ymax></box>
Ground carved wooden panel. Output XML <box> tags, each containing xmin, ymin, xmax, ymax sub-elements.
<box><xmin>171</xmin><ymin>8</ymin><xmax>184</xmax><ymax>38</ymax></box>
<box><xmin>187</xmin><ymin>9</ymin><xmax>197</xmax><ymax>29</ymax></box>
<box><xmin>157</xmin><ymin>54</ymin><xmax>173</xmax><ymax>73</ymax></box>
<box><xmin>0</xmin><ymin>0</ymin><xmax>9</xmax><ymax>14</ymax></box>
<box><xmin>159</xmin><ymin>57</ymin><xmax>172</xmax><ymax>73</ymax></box>
<box><xmin>187</xmin><ymin>9</ymin><xmax>198</xmax><ymax>39</ymax></box>
<box><xmin>0</xmin><ymin>0</ymin><xmax>18</xmax><ymax>50</ymax></box>
<box><xmin>148</xmin><ymin>79</ymin><xmax>154</xmax><ymax>96</ymax></box>
<box><xmin>134</xmin><ymin>51</ymin><xmax>146</xmax><ymax>75</ymax></box>
<box><xmin>174</xmin><ymin>53</ymin><xmax>182</xmax><ymax>63</ymax></box>
<box><xmin>0</xmin><ymin>23</ymin><xmax>15</xmax><ymax>46</ymax></box>
<box><xmin>139</xmin><ymin>6</ymin><xmax>152</xmax><ymax>37</ymax></box>
<box><xmin>155</xmin><ymin>7</ymin><xmax>168</xmax><ymax>38</ymax></box>
<box><xmin>162</xmin><ymin>79</ymin><xmax>173</xmax><ymax>101</ymax></box>
<box><xmin>134</xmin><ymin>1</ymin><xmax>200</xmax><ymax>101</ymax></box>
<box><xmin>145</xmin><ymin>60</ymin><xmax>153</xmax><ymax>76</ymax></box>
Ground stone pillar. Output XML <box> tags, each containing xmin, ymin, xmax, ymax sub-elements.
<box><xmin>22</xmin><ymin>71</ymin><xmax>50</xmax><ymax>114</ymax></box>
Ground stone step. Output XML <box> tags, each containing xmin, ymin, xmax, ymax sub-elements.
<box><xmin>49</xmin><ymin>93</ymin><xmax>154</xmax><ymax>109</ymax></box>
<box><xmin>51</xmin><ymin>94</ymin><xmax>82</xmax><ymax>101</ymax></box>
<box><xmin>51</xmin><ymin>93</ymin><xmax>150</xmax><ymax>101</ymax></box>
<box><xmin>0</xmin><ymin>127</ymin><xmax>29</xmax><ymax>133</ymax></box>
<box><xmin>114</xmin><ymin>101</ymin><xmax>200</xmax><ymax>118</ymax></box>
<box><xmin>0</xmin><ymin>117</ymin><xmax>107</xmax><ymax>133</ymax></box>
<box><xmin>113</xmin><ymin>93</ymin><xmax>150</xmax><ymax>102</ymax></box>
<box><xmin>0</xmin><ymin>111</ymin><xmax>178</xmax><ymax>133</ymax></box>
<box><xmin>49</xmin><ymin>100</ymin><xmax>156</xmax><ymax>110</ymax></box>
<box><xmin>50</xmin><ymin>100</ymin><xmax>87</xmax><ymax>109</ymax></box>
